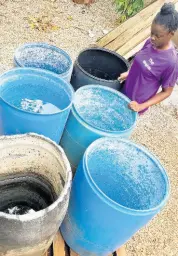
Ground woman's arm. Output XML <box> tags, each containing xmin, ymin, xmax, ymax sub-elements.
<box><xmin>129</xmin><ymin>87</ymin><xmax>174</xmax><ymax>112</ymax></box>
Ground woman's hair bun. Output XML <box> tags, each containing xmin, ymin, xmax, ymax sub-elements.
<box><xmin>160</xmin><ymin>3</ymin><xmax>175</xmax><ymax>15</ymax></box>
<box><xmin>154</xmin><ymin>3</ymin><xmax>178</xmax><ymax>32</ymax></box>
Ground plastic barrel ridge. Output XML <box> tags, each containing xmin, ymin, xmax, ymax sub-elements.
<box><xmin>0</xmin><ymin>133</ymin><xmax>72</xmax><ymax>256</ymax></box>
<box><xmin>60</xmin><ymin>85</ymin><xmax>138</xmax><ymax>171</ymax></box>
<box><xmin>14</xmin><ymin>43</ymin><xmax>73</xmax><ymax>82</ymax></box>
<box><xmin>71</xmin><ymin>47</ymin><xmax>129</xmax><ymax>91</ymax></box>
<box><xmin>0</xmin><ymin>68</ymin><xmax>74</xmax><ymax>143</ymax></box>
<box><xmin>60</xmin><ymin>137</ymin><xmax>170</xmax><ymax>256</ymax></box>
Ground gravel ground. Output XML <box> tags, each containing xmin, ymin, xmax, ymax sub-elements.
<box><xmin>129</xmin><ymin>106</ymin><xmax>178</xmax><ymax>256</ymax></box>
<box><xmin>0</xmin><ymin>0</ymin><xmax>177</xmax><ymax>255</ymax></box>
<box><xmin>0</xmin><ymin>0</ymin><xmax>117</xmax><ymax>65</ymax></box>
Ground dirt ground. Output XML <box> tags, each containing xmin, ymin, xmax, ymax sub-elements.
<box><xmin>130</xmin><ymin>106</ymin><xmax>178</xmax><ymax>256</ymax></box>
<box><xmin>0</xmin><ymin>0</ymin><xmax>177</xmax><ymax>255</ymax></box>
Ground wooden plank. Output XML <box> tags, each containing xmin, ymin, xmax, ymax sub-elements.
<box><xmin>106</xmin><ymin>0</ymin><xmax>178</xmax><ymax>51</ymax></box>
<box><xmin>53</xmin><ymin>232</ymin><xmax>66</xmax><ymax>256</ymax></box>
<box><xmin>105</xmin><ymin>15</ymin><xmax>153</xmax><ymax>51</ymax></box>
<box><xmin>117</xmin><ymin>26</ymin><xmax>151</xmax><ymax>56</ymax></box>
<box><xmin>97</xmin><ymin>0</ymin><xmax>178</xmax><ymax>49</ymax></box>
<box><xmin>97</xmin><ymin>0</ymin><xmax>165</xmax><ymax>47</ymax></box>
<box><xmin>51</xmin><ymin>233</ymin><xmax>126</xmax><ymax>256</ymax></box>
<box><xmin>123</xmin><ymin>1</ymin><xmax>178</xmax><ymax>59</ymax></box>
<box><xmin>124</xmin><ymin>38</ymin><xmax>148</xmax><ymax>59</ymax></box>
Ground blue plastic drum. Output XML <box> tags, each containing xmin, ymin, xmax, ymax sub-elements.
<box><xmin>14</xmin><ymin>43</ymin><xmax>73</xmax><ymax>82</ymax></box>
<box><xmin>60</xmin><ymin>85</ymin><xmax>138</xmax><ymax>171</ymax></box>
<box><xmin>0</xmin><ymin>68</ymin><xmax>74</xmax><ymax>143</ymax></box>
<box><xmin>61</xmin><ymin>137</ymin><xmax>170</xmax><ymax>255</ymax></box>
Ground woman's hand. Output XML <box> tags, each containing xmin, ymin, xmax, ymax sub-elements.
<box><xmin>118</xmin><ymin>71</ymin><xmax>129</xmax><ymax>83</ymax></box>
<box><xmin>129</xmin><ymin>101</ymin><xmax>145</xmax><ymax>112</ymax></box>
<box><xmin>129</xmin><ymin>87</ymin><xmax>173</xmax><ymax>112</ymax></box>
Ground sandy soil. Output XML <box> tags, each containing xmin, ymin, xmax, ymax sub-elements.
<box><xmin>0</xmin><ymin>0</ymin><xmax>117</xmax><ymax>66</ymax></box>
<box><xmin>0</xmin><ymin>0</ymin><xmax>177</xmax><ymax>255</ymax></box>
<box><xmin>129</xmin><ymin>106</ymin><xmax>178</xmax><ymax>256</ymax></box>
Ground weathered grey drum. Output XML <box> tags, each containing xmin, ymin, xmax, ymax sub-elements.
<box><xmin>0</xmin><ymin>133</ymin><xmax>72</xmax><ymax>256</ymax></box>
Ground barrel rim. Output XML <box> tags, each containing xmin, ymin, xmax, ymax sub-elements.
<box><xmin>0</xmin><ymin>67</ymin><xmax>74</xmax><ymax>116</ymax></box>
<box><xmin>72</xmin><ymin>85</ymin><xmax>138</xmax><ymax>135</ymax></box>
<box><xmin>83</xmin><ymin>137</ymin><xmax>170</xmax><ymax>216</ymax></box>
<box><xmin>75</xmin><ymin>47</ymin><xmax>130</xmax><ymax>83</ymax></box>
<box><xmin>14</xmin><ymin>42</ymin><xmax>73</xmax><ymax>75</ymax></box>
<box><xmin>0</xmin><ymin>133</ymin><xmax>72</xmax><ymax>221</ymax></box>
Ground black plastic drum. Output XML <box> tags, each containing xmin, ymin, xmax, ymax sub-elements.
<box><xmin>71</xmin><ymin>47</ymin><xmax>129</xmax><ymax>91</ymax></box>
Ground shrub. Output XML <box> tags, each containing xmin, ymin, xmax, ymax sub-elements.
<box><xmin>115</xmin><ymin>0</ymin><xmax>144</xmax><ymax>22</ymax></box>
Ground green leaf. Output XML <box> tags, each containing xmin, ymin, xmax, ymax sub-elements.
<box><xmin>115</xmin><ymin>0</ymin><xmax>144</xmax><ymax>19</ymax></box>
<box><xmin>121</xmin><ymin>14</ymin><xmax>127</xmax><ymax>22</ymax></box>
<box><xmin>127</xmin><ymin>6</ymin><xmax>133</xmax><ymax>16</ymax></box>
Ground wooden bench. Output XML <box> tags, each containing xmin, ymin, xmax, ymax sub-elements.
<box><xmin>97</xmin><ymin>0</ymin><xmax>178</xmax><ymax>60</ymax></box>
<box><xmin>45</xmin><ymin>232</ymin><xmax>126</xmax><ymax>256</ymax></box>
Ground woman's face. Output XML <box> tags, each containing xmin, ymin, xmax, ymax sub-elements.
<box><xmin>151</xmin><ymin>23</ymin><xmax>174</xmax><ymax>49</ymax></box>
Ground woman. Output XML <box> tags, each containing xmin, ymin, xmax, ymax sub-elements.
<box><xmin>119</xmin><ymin>3</ymin><xmax>178</xmax><ymax>114</ymax></box>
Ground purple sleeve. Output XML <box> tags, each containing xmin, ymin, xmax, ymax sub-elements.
<box><xmin>161</xmin><ymin>64</ymin><xmax>178</xmax><ymax>88</ymax></box>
